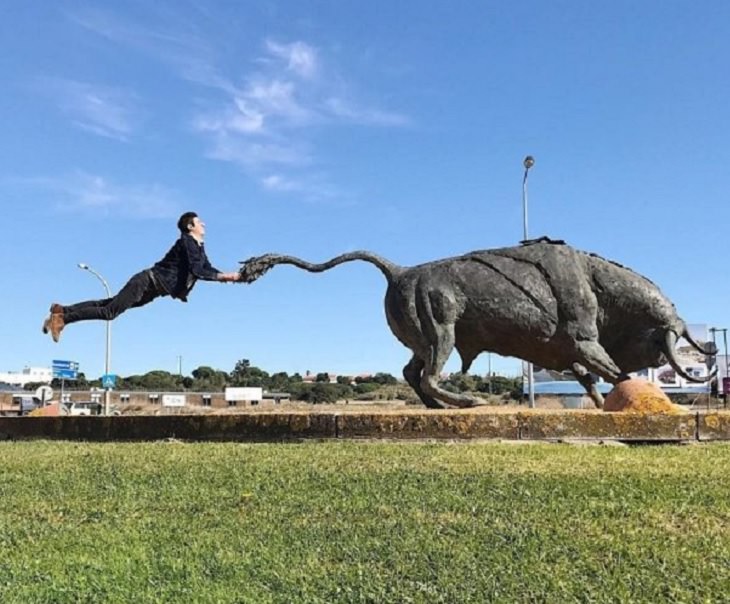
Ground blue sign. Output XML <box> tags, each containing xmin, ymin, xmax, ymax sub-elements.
<box><xmin>52</xmin><ymin>360</ymin><xmax>79</xmax><ymax>380</ymax></box>
<box><xmin>52</xmin><ymin>360</ymin><xmax>79</xmax><ymax>370</ymax></box>
<box><xmin>101</xmin><ymin>374</ymin><xmax>117</xmax><ymax>389</ymax></box>
<box><xmin>54</xmin><ymin>368</ymin><xmax>78</xmax><ymax>380</ymax></box>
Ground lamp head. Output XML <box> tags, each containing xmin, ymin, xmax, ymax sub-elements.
<box><xmin>78</xmin><ymin>263</ymin><xmax>89</xmax><ymax>270</ymax></box>
<box><xmin>523</xmin><ymin>156</ymin><xmax>535</xmax><ymax>170</ymax></box>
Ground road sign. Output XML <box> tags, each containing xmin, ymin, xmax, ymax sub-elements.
<box><xmin>35</xmin><ymin>385</ymin><xmax>53</xmax><ymax>403</ymax></box>
<box><xmin>101</xmin><ymin>374</ymin><xmax>117</xmax><ymax>389</ymax></box>
<box><xmin>53</xmin><ymin>368</ymin><xmax>78</xmax><ymax>380</ymax></box>
<box><xmin>52</xmin><ymin>359</ymin><xmax>79</xmax><ymax>370</ymax></box>
<box><xmin>52</xmin><ymin>360</ymin><xmax>79</xmax><ymax>379</ymax></box>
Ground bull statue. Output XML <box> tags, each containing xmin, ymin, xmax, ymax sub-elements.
<box><xmin>239</xmin><ymin>238</ymin><xmax>715</xmax><ymax>409</ymax></box>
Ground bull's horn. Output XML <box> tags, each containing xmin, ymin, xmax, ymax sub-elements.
<box><xmin>664</xmin><ymin>330</ymin><xmax>715</xmax><ymax>383</ymax></box>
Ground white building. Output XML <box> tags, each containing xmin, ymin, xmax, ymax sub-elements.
<box><xmin>0</xmin><ymin>366</ymin><xmax>53</xmax><ymax>387</ymax></box>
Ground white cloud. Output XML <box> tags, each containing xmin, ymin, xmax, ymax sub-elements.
<box><xmin>204</xmin><ymin>135</ymin><xmax>311</xmax><ymax>168</ymax></box>
<box><xmin>260</xmin><ymin>172</ymin><xmax>349</xmax><ymax>205</ymax></box>
<box><xmin>194</xmin><ymin>101</ymin><xmax>265</xmax><ymax>135</ymax></box>
<box><xmin>265</xmin><ymin>40</ymin><xmax>318</xmax><ymax>79</ymax></box>
<box><xmin>69</xmin><ymin>7</ymin><xmax>235</xmax><ymax>94</ymax></box>
<box><xmin>187</xmin><ymin>38</ymin><xmax>411</xmax><ymax>200</ymax></box>
<box><xmin>190</xmin><ymin>38</ymin><xmax>408</xmax><ymax>151</ymax></box>
<box><xmin>261</xmin><ymin>174</ymin><xmax>301</xmax><ymax>192</ymax></box>
<box><xmin>39</xmin><ymin>78</ymin><xmax>142</xmax><ymax>141</ymax></box>
<box><xmin>244</xmin><ymin>79</ymin><xmax>311</xmax><ymax>122</ymax></box>
<box><xmin>324</xmin><ymin>97</ymin><xmax>410</xmax><ymax>127</ymax></box>
<box><xmin>69</xmin><ymin>8</ymin><xmax>410</xmax><ymax>202</ymax></box>
<box><xmin>17</xmin><ymin>172</ymin><xmax>180</xmax><ymax>219</ymax></box>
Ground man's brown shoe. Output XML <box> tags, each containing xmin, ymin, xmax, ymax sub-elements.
<box><xmin>49</xmin><ymin>305</ymin><xmax>65</xmax><ymax>343</ymax></box>
<box><xmin>42</xmin><ymin>304</ymin><xmax>64</xmax><ymax>336</ymax></box>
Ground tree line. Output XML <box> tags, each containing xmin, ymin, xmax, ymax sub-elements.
<box><xmin>25</xmin><ymin>359</ymin><xmax>522</xmax><ymax>404</ymax></box>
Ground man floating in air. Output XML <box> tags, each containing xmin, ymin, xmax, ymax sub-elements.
<box><xmin>42</xmin><ymin>212</ymin><xmax>240</xmax><ymax>343</ymax></box>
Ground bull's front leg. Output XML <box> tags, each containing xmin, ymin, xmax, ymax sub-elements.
<box><xmin>571</xmin><ymin>338</ymin><xmax>633</xmax><ymax>409</ymax></box>
<box><xmin>571</xmin><ymin>363</ymin><xmax>604</xmax><ymax>409</ymax></box>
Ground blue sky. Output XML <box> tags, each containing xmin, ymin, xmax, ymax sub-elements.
<box><xmin>2</xmin><ymin>1</ymin><xmax>729</xmax><ymax>381</ymax></box>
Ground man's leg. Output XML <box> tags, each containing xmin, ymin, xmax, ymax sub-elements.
<box><xmin>65</xmin><ymin>271</ymin><xmax>160</xmax><ymax>323</ymax></box>
<box><xmin>63</xmin><ymin>298</ymin><xmax>115</xmax><ymax>315</ymax></box>
<box><xmin>45</xmin><ymin>271</ymin><xmax>163</xmax><ymax>341</ymax></box>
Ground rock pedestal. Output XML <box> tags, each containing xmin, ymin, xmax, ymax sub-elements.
<box><xmin>604</xmin><ymin>379</ymin><xmax>685</xmax><ymax>414</ymax></box>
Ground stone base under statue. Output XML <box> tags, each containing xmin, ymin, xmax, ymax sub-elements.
<box><xmin>604</xmin><ymin>379</ymin><xmax>686</xmax><ymax>414</ymax></box>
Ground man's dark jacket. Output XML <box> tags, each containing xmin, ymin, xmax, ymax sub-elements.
<box><xmin>151</xmin><ymin>233</ymin><xmax>221</xmax><ymax>302</ymax></box>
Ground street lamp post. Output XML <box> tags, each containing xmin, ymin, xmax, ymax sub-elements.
<box><xmin>717</xmin><ymin>327</ymin><xmax>729</xmax><ymax>392</ymax></box>
<box><xmin>78</xmin><ymin>263</ymin><xmax>111</xmax><ymax>415</ymax></box>
<box><xmin>522</xmin><ymin>156</ymin><xmax>536</xmax><ymax>408</ymax></box>
<box><xmin>711</xmin><ymin>327</ymin><xmax>729</xmax><ymax>406</ymax></box>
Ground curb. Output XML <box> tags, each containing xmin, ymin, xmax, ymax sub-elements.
<box><xmin>0</xmin><ymin>411</ymin><xmax>727</xmax><ymax>442</ymax></box>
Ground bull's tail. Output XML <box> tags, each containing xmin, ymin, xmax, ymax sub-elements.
<box><xmin>662</xmin><ymin>326</ymin><xmax>717</xmax><ymax>383</ymax></box>
<box><xmin>239</xmin><ymin>251</ymin><xmax>402</xmax><ymax>283</ymax></box>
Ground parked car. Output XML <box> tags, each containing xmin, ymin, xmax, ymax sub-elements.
<box><xmin>62</xmin><ymin>401</ymin><xmax>101</xmax><ymax>416</ymax></box>
<box><xmin>16</xmin><ymin>395</ymin><xmax>42</xmax><ymax>416</ymax></box>
<box><xmin>61</xmin><ymin>401</ymin><xmax>121</xmax><ymax>416</ymax></box>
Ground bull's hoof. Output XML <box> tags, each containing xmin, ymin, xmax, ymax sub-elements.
<box><xmin>420</xmin><ymin>397</ymin><xmax>448</xmax><ymax>409</ymax></box>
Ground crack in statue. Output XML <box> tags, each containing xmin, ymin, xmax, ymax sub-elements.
<box><xmin>239</xmin><ymin>238</ymin><xmax>715</xmax><ymax>409</ymax></box>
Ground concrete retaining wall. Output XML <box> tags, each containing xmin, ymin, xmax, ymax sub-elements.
<box><xmin>0</xmin><ymin>411</ymin><xmax>729</xmax><ymax>442</ymax></box>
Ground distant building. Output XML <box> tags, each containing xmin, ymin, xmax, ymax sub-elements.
<box><xmin>301</xmin><ymin>372</ymin><xmax>380</xmax><ymax>384</ymax></box>
<box><xmin>302</xmin><ymin>372</ymin><xmax>339</xmax><ymax>384</ymax></box>
<box><xmin>0</xmin><ymin>366</ymin><xmax>52</xmax><ymax>387</ymax></box>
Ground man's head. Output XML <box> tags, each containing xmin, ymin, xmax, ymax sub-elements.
<box><xmin>178</xmin><ymin>211</ymin><xmax>206</xmax><ymax>240</ymax></box>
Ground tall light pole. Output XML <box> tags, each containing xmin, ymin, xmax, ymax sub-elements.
<box><xmin>78</xmin><ymin>263</ymin><xmax>112</xmax><ymax>415</ymax></box>
<box><xmin>717</xmin><ymin>328</ymin><xmax>729</xmax><ymax>398</ymax></box>
<box><xmin>711</xmin><ymin>327</ymin><xmax>729</xmax><ymax>405</ymax></box>
<box><xmin>487</xmin><ymin>352</ymin><xmax>493</xmax><ymax>394</ymax></box>
<box><xmin>522</xmin><ymin>155</ymin><xmax>536</xmax><ymax>408</ymax></box>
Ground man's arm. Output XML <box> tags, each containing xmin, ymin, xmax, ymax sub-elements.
<box><xmin>183</xmin><ymin>237</ymin><xmax>239</xmax><ymax>282</ymax></box>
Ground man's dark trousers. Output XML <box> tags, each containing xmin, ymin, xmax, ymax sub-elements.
<box><xmin>63</xmin><ymin>270</ymin><xmax>166</xmax><ymax>324</ymax></box>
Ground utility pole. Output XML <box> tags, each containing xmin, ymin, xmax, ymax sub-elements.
<box><xmin>78</xmin><ymin>263</ymin><xmax>112</xmax><ymax>415</ymax></box>
<box><xmin>712</xmin><ymin>327</ymin><xmax>729</xmax><ymax>406</ymax></box>
<box><xmin>522</xmin><ymin>155</ymin><xmax>536</xmax><ymax>408</ymax></box>
<box><xmin>722</xmin><ymin>328</ymin><xmax>730</xmax><ymax>409</ymax></box>
<box><xmin>487</xmin><ymin>352</ymin><xmax>493</xmax><ymax>394</ymax></box>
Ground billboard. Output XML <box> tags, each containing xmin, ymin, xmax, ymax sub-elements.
<box><xmin>225</xmin><ymin>387</ymin><xmax>263</xmax><ymax>402</ymax></box>
<box><xmin>161</xmin><ymin>394</ymin><xmax>186</xmax><ymax>407</ymax></box>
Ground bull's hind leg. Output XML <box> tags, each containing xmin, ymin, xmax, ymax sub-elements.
<box><xmin>418</xmin><ymin>324</ymin><xmax>483</xmax><ymax>409</ymax></box>
<box><xmin>403</xmin><ymin>355</ymin><xmax>444</xmax><ymax>409</ymax></box>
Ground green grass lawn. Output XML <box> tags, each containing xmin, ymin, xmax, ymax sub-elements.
<box><xmin>0</xmin><ymin>441</ymin><xmax>728</xmax><ymax>603</ymax></box>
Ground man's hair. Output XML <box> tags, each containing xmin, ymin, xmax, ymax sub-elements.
<box><xmin>177</xmin><ymin>211</ymin><xmax>198</xmax><ymax>234</ymax></box>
